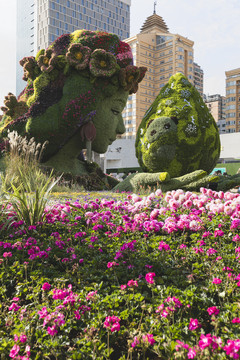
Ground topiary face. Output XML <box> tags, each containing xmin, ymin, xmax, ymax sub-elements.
<box><xmin>92</xmin><ymin>88</ymin><xmax>128</xmax><ymax>153</ymax></box>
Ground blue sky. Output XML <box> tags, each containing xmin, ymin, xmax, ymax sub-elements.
<box><xmin>0</xmin><ymin>0</ymin><xmax>240</xmax><ymax>110</ymax></box>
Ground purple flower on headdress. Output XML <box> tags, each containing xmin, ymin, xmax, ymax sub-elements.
<box><xmin>89</xmin><ymin>49</ymin><xmax>117</xmax><ymax>77</ymax></box>
<box><xmin>66</xmin><ymin>44</ymin><xmax>91</xmax><ymax>70</ymax></box>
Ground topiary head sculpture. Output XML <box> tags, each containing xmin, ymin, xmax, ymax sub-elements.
<box><xmin>0</xmin><ymin>30</ymin><xmax>147</xmax><ymax>173</ymax></box>
<box><xmin>135</xmin><ymin>73</ymin><xmax>220</xmax><ymax>178</ymax></box>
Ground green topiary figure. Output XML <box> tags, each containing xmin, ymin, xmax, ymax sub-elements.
<box><xmin>135</xmin><ymin>73</ymin><xmax>220</xmax><ymax>177</ymax></box>
<box><xmin>0</xmin><ymin>30</ymin><xmax>147</xmax><ymax>185</ymax></box>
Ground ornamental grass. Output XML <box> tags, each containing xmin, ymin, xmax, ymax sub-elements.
<box><xmin>0</xmin><ymin>187</ymin><xmax>240</xmax><ymax>359</ymax></box>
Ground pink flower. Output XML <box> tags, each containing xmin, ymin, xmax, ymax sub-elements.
<box><xmin>120</xmin><ymin>284</ymin><xmax>127</xmax><ymax>290</ymax></box>
<box><xmin>187</xmin><ymin>348</ymin><xmax>197</xmax><ymax>359</ymax></box>
<box><xmin>207</xmin><ymin>306</ymin><xmax>219</xmax><ymax>316</ymax></box>
<box><xmin>3</xmin><ymin>252</ymin><xmax>12</xmax><ymax>257</ymax></box>
<box><xmin>142</xmin><ymin>333</ymin><xmax>155</xmax><ymax>346</ymax></box>
<box><xmin>25</xmin><ymin>344</ymin><xmax>31</xmax><ymax>356</ymax></box>
<box><xmin>38</xmin><ymin>306</ymin><xmax>48</xmax><ymax>319</ymax></box>
<box><xmin>42</xmin><ymin>282</ymin><xmax>51</xmax><ymax>291</ymax></box>
<box><xmin>131</xmin><ymin>336</ymin><xmax>140</xmax><ymax>348</ymax></box>
<box><xmin>232</xmin><ymin>318</ymin><xmax>240</xmax><ymax>323</ymax></box>
<box><xmin>86</xmin><ymin>290</ymin><xmax>97</xmax><ymax>301</ymax></box>
<box><xmin>104</xmin><ymin>315</ymin><xmax>121</xmax><ymax>332</ymax></box>
<box><xmin>145</xmin><ymin>272</ymin><xmax>156</xmax><ymax>284</ymax></box>
<box><xmin>9</xmin><ymin>344</ymin><xmax>20</xmax><ymax>358</ymax></box>
<box><xmin>127</xmin><ymin>279</ymin><xmax>138</xmax><ymax>287</ymax></box>
<box><xmin>212</xmin><ymin>278</ymin><xmax>222</xmax><ymax>284</ymax></box>
<box><xmin>189</xmin><ymin>318</ymin><xmax>201</xmax><ymax>331</ymax></box>
<box><xmin>107</xmin><ymin>261</ymin><xmax>119</xmax><ymax>268</ymax></box>
<box><xmin>198</xmin><ymin>334</ymin><xmax>212</xmax><ymax>349</ymax></box>
<box><xmin>47</xmin><ymin>325</ymin><xmax>58</xmax><ymax>336</ymax></box>
<box><xmin>19</xmin><ymin>333</ymin><xmax>27</xmax><ymax>343</ymax></box>
<box><xmin>224</xmin><ymin>339</ymin><xmax>240</xmax><ymax>358</ymax></box>
<box><xmin>158</xmin><ymin>241</ymin><xmax>171</xmax><ymax>251</ymax></box>
<box><xmin>9</xmin><ymin>303</ymin><xmax>20</xmax><ymax>312</ymax></box>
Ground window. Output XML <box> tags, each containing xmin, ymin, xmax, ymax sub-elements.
<box><xmin>51</xmin><ymin>2</ymin><xmax>55</xmax><ymax>9</ymax></box>
<box><xmin>65</xmin><ymin>23</ymin><xmax>68</xmax><ymax>30</ymax></box>
<box><xmin>67</xmin><ymin>0</ymin><xmax>70</xmax><ymax>7</ymax></box>
<box><xmin>226</xmin><ymin>81</ymin><xmax>236</xmax><ymax>87</ymax></box>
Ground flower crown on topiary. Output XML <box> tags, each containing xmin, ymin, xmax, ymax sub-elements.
<box><xmin>19</xmin><ymin>30</ymin><xmax>147</xmax><ymax>95</ymax></box>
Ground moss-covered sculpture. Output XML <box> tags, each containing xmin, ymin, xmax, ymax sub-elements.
<box><xmin>0</xmin><ymin>30</ymin><xmax>147</xmax><ymax>188</ymax></box>
<box><xmin>114</xmin><ymin>74</ymin><xmax>240</xmax><ymax>193</ymax></box>
<box><xmin>135</xmin><ymin>73</ymin><xmax>220</xmax><ymax>177</ymax></box>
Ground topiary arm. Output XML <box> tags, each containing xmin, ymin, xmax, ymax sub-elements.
<box><xmin>113</xmin><ymin>169</ymin><xmax>207</xmax><ymax>193</ymax></box>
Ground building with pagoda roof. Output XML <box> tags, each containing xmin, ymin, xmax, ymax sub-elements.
<box><xmin>140</xmin><ymin>13</ymin><xmax>169</xmax><ymax>33</ymax></box>
<box><xmin>121</xmin><ymin>9</ymin><xmax>204</xmax><ymax>139</ymax></box>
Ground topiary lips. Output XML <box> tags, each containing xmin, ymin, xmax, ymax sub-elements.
<box><xmin>135</xmin><ymin>73</ymin><xmax>220</xmax><ymax>178</ymax></box>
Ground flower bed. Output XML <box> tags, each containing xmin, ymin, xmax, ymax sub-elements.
<box><xmin>0</xmin><ymin>188</ymin><xmax>240</xmax><ymax>359</ymax></box>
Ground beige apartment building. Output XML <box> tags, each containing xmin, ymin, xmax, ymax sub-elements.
<box><xmin>122</xmin><ymin>12</ymin><xmax>198</xmax><ymax>138</ymax></box>
<box><xmin>225</xmin><ymin>68</ymin><xmax>240</xmax><ymax>133</ymax></box>
<box><xmin>193</xmin><ymin>62</ymin><xmax>204</xmax><ymax>97</ymax></box>
<box><xmin>205</xmin><ymin>94</ymin><xmax>226</xmax><ymax>123</ymax></box>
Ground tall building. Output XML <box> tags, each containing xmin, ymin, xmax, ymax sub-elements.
<box><xmin>225</xmin><ymin>68</ymin><xmax>240</xmax><ymax>133</ymax></box>
<box><xmin>121</xmin><ymin>11</ymin><xmax>198</xmax><ymax>139</ymax></box>
<box><xmin>204</xmin><ymin>94</ymin><xmax>226</xmax><ymax>134</ymax></box>
<box><xmin>193</xmin><ymin>62</ymin><xmax>203</xmax><ymax>97</ymax></box>
<box><xmin>16</xmin><ymin>0</ymin><xmax>131</xmax><ymax>94</ymax></box>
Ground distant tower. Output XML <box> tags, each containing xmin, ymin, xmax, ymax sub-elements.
<box><xmin>121</xmin><ymin>11</ymin><xmax>199</xmax><ymax>138</ymax></box>
<box><xmin>16</xmin><ymin>0</ymin><xmax>131</xmax><ymax>95</ymax></box>
<box><xmin>225</xmin><ymin>68</ymin><xmax>240</xmax><ymax>133</ymax></box>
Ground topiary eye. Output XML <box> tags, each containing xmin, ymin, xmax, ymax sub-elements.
<box><xmin>164</xmin><ymin>123</ymin><xmax>170</xmax><ymax>129</ymax></box>
<box><xmin>150</xmin><ymin>130</ymin><xmax>157</xmax><ymax>136</ymax></box>
<box><xmin>111</xmin><ymin>109</ymin><xmax>119</xmax><ymax>115</ymax></box>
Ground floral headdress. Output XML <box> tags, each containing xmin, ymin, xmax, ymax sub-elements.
<box><xmin>19</xmin><ymin>30</ymin><xmax>147</xmax><ymax>95</ymax></box>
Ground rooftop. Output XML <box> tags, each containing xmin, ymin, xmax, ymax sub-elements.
<box><xmin>140</xmin><ymin>13</ymin><xmax>169</xmax><ymax>33</ymax></box>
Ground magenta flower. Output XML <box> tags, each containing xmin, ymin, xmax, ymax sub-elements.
<box><xmin>198</xmin><ymin>334</ymin><xmax>212</xmax><ymax>350</ymax></box>
<box><xmin>145</xmin><ymin>272</ymin><xmax>156</xmax><ymax>284</ymax></box>
<box><xmin>232</xmin><ymin>318</ymin><xmax>240</xmax><ymax>323</ymax></box>
<box><xmin>9</xmin><ymin>344</ymin><xmax>20</xmax><ymax>358</ymax></box>
<box><xmin>131</xmin><ymin>336</ymin><xmax>140</xmax><ymax>348</ymax></box>
<box><xmin>207</xmin><ymin>306</ymin><xmax>219</xmax><ymax>316</ymax></box>
<box><xmin>127</xmin><ymin>279</ymin><xmax>138</xmax><ymax>288</ymax></box>
<box><xmin>212</xmin><ymin>278</ymin><xmax>222</xmax><ymax>284</ymax></box>
<box><xmin>158</xmin><ymin>241</ymin><xmax>171</xmax><ymax>251</ymax></box>
<box><xmin>142</xmin><ymin>333</ymin><xmax>155</xmax><ymax>346</ymax></box>
<box><xmin>104</xmin><ymin>315</ymin><xmax>121</xmax><ymax>332</ymax></box>
<box><xmin>189</xmin><ymin>318</ymin><xmax>201</xmax><ymax>331</ymax></box>
<box><xmin>107</xmin><ymin>261</ymin><xmax>119</xmax><ymax>268</ymax></box>
<box><xmin>86</xmin><ymin>290</ymin><xmax>97</xmax><ymax>301</ymax></box>
<box><xmin>42</xmin><ymin>282</ymin><xmax>51</xmax><ymax>291</ymax></box>
<box><xmin>187</xmin><ymin>348</ymin><xmax>197</xmax><ymax>359</ymax></box>
<box><xmin>19</xmin><ymin>333</ymin><xmax>27</xmax><ymax>343</ymax></box>
<box><xmin>47</xmin><ymin>325</ymin><xmax>58</xmax><ymax>336</ymax></box>
<box><xmin>224</xmin><ymin>339</ymin><xmax>240</xmax><ymax>358</ymax></box>
<box><xmin>3</xmin><ymin>252</ymin><xmax>12</xmax><ymax>257</ymax></box>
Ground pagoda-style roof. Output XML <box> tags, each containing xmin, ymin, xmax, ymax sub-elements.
<box><xmin>140</xmin><ymin>13</ymin><xmax>169</xmax><ymax>33</ymax></box>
